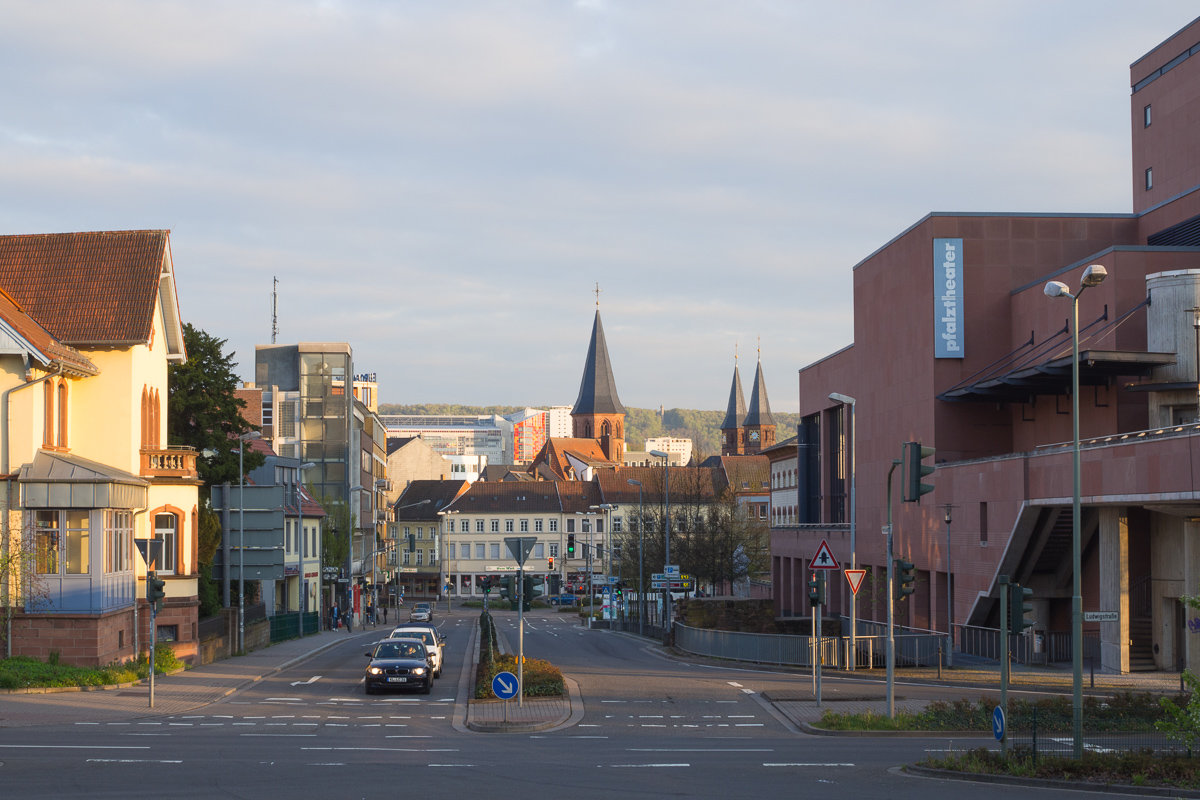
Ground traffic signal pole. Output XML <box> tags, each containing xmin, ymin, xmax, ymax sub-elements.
<box><xmin>517</xmin><ymin>564</ymin><xmax>525</xmax><ymax>708</ymax></box>
<box><xmin>885</xmin><ymin>456</ymin><xmax>901</xmax><ymax>719</ymax></box>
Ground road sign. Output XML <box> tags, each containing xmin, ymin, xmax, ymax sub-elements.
<box><xmin>135</xmin><ymin>539</ymin><xmax>163</xmax><ymax>571</ymax></box>
<box><xmin>651</xmin><ymin>573</ymin><xmax>666</xmax><ymax>581</ymax></box>
<box><xmin>809</xmin><ymin>539</ymin><xmax>839</xmax><ymax>570</ymax></box>
<box><xmin>492</xmin><ymin>671</ymin><xmax>519</xmax><ymax>700</ymax></box>
<box><xmin>844</xmin><ymin>569</ymin><xmax>867</xmax><ymax>595</ymax></box>
<box><xmin>992</xmin><ymin>705</ymin><xmax>1005</xmax><ymax>741</ymax></box>
<box><xmin>664</xmin><ymin>565</ymin><xmax>680</xmax><ymax>577</ymax></box>
<box><xmin>504</xmin><ymin>537</ymin><xmax>538</xmax><ymax>566</ymax></box>
<box><xmin>608</xmin><ymin>576</ymin><xmax>619</xmax><ymax>585</ymax></box>
<box><xmin>1084</xmin><ymin>610</ymin><xmax>1118</xmax><ymax>622</ymax></box>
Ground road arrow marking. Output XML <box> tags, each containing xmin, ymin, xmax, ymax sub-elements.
<box><xmin>290</xmin><ymin>676</ymin><xmax>322</xmax><ymax>687</ymax></box>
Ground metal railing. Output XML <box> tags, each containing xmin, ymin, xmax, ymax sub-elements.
<box><xmin>954</xmin><ymin>623</ymin><xmax>1099</xmax><ymax>667</ymax></box>
<box><xmin>672</xmin><ymin>623</ymin><xmax>948</xmax><ymax>669</ymax></box>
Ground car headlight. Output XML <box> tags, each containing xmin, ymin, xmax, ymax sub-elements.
<box><xmin>367</xmin><ymin>666</ymin><xmax>384</xmax><ymax>675</ymax></box>
<box><xmin>411</xmin><ymin>667</ymin><xmax>426</xmax><ymax>676</ymax></box>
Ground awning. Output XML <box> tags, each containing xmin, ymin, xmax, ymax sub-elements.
<box><xmin>938</xmin><ymin>350</ymin><xmax>1176</xmax><ymax>404</ymax></box>
<box><xmin>18</xmin><ymin>450</ymin><xmax>148</xmax><ymax>509</ymax></box>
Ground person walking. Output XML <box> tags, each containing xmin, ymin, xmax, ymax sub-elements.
<box><xmin>331</xmin><ymin>603</ymin><xmax>339</xmax><ymax>631</ymax></box>
<box><xmin>383</xmin><ymin>606</ymin><xmax>388</xmax><ymax>625</ymax></box>
<box><xmin>345</xmin><ymin>609</ymin><xmax>353</xmax><ymax>633</ymax></box>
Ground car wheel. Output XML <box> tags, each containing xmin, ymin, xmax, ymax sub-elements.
<box><xmin>422</xmin><ymin>678</ymin><xmax>432</xmax><ymax>695</ymax></box>
<box><xmin>365</xmin><ymin>683</ymin><xmax>375</xmax><ymax>695</ymax></box>
<box><xmin>435</xmin><ymin>667</ymin><xmax>442</xmax><ymax>678</ymax></box>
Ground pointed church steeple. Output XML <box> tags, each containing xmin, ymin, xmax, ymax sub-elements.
<box><xmin>571</xmin><ymin>306</ymin><xmax>625</xmax><ymax>463</ymax></box>
<box><xmin>720</xmin><ymin>353</ymin><xmax>747</xmax><ymax>456</ymax></box>
<box><xmin>742</xmin><ymin>348</ymin><xmax>775</xmax><ymax>454</ymax></box>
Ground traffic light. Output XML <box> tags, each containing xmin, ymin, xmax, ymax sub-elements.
<box><xmin>567</xmin><ymin>534</ymin><xmax>576</xmax><ymax>557</ymax></box>
<box><xmin>1010</xmin><ymin>583</ymin><xmax>1035</xmax><ymax>633</ymax></box>
<box><xmin>407</xmin><ymin>533</ymin><xmax>416</xmax><ymax>552</ymax></box>
<box><xmin>903</xmin><ymin>441</ymin><xmax>936</xmax><ymax>502</ymax></box>
<box><xmin>480</xmin><ymin>576</ymin><xmax>492</xmax><ymax>594</ymax></box>
<box><xmin>896</xmin><ymin>559</ymin><xmax>916</xmax><ymax>598</ymax></box>
<box><xmin>521</xmin><ymin>575</ymin><xmax>534</xmax><ymax>611</ymax></box>
<box><xmin>548</xmin><ymin>556</ymin><xmax>554</xmax><ymax>570</ymax></box>
<box><xmin>807</xmin><ymin>574</ymin><xmax>824</xmax><ymax>607</ymax></box>
<box><xmin>146</xmin><ymin>571</ymin><xmax>166</xmax><ymax>614</ymax></box>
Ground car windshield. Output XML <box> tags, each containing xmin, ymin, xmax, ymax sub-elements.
<box><xmin>376</xmin><ymin>641</ymin><xmax>423</xmax><ymax>659</ymax></box>
<box><xmin>393</xmin><ymin>630</ymin><xmax>433</xmax><ymax>645</ymax></box>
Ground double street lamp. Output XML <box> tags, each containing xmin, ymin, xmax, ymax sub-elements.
<box><xmin>626</xmin><ymin>478</ymin><xmax>644</xmax><ymax>637</ymax></box>
<box><xmin>1044</xmin><ymin>262</ymin><xmax>1108</xmax><ymax>759</ymax></box>
<box><xmin>649</xmin><ymin>450</ymin><xmax>672</xmax><ymax>635</ymax></box>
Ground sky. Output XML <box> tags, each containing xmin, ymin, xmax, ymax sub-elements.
<box><xmin>2</xmin><ymin>2</ymin><xmax>1195</xmax><ymax>413</ymax></box>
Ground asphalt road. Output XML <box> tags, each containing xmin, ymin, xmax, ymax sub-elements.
<box><xmin>0</xmin><ymin>608</ymin><xmax>1149</xmax><ymax>799</ymax></box>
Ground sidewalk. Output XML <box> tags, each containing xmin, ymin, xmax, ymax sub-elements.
<box><xmin>0</xmin><ymin>627</ymin><xmax>367</xmax><ymax>728</ymax></box>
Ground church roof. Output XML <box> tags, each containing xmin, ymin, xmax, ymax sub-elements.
<box><xmin>719</xmin><ymin>363</ymin><xmax>746</xmax><ymax>430</ymax></box>
<box><xmin>571</xmin><ymin>310</ymin><xmax>624</xmax><ymax>416</ymax></box>
<box><xmin>743</xmin><ymin>359</ymin><xmax>775</xmax><ymax>428</ymax></box>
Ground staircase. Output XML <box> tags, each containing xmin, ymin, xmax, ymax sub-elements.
<box><xmin>1129</xmin><ymin>616</ymin><xmax>1156</xmax><ymax>672</ymax></box>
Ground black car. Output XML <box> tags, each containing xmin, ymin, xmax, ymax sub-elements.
<box><xmin>363</xmin><ymin>638</ymin><xmax>433</xmax><ymax>695</ymax></box>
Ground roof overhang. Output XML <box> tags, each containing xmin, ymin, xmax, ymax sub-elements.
<box><xmin>938</xmin><ymin>350</ymin><xmax>1176</xmax><ymax>404</ymax></box>
<box><xmin>19</xmin><ymin>450</ymin><xmax>149</xmax><ymax>509</ymax></box>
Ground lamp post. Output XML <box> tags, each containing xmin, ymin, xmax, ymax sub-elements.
<box><xmin>237</xmin><ymin>430</ymin><xmax>261</xmax><ymax>654</ymax></box>
<box><xmin>942</xmin><ymin>503</ymin><xmax>953</xmax><ymax>668</ymax></box>
<box><xmin>1044</xmin><ymin>262</ymin><xmax>1108</xmax><ymax>759</ymax></box>
<box><xmin>649</xmin><ymin>449</ymin><xmax>672</xmax><ymax>636</ymax></box>
<box><xmin>297</xmin><ymin>461</ymin><xmax>316</xmax><ymax>629</ymax></box>
<box><xmin>1190</xmin><ymin>307</ymin><xmax>1200</xmax><ymax>422</ymax></box>
<box><xmin>348</xmin><ymin>484</ymin><xmax>363</xmax><ymax>627</ymax></box>
<box><xmin>827</xmin><ymin>392</ymin><xmax>856</xmax><ymax>670</ymax></box>
<box><xmin>588</xmin><ymin>503</ymin><xmax>616</xmax><ymax>576</ymax></box>
<box><xmin>627</xmin><ymin>479</ymin><xmax>644</xmax><ymax>637</ymax></box>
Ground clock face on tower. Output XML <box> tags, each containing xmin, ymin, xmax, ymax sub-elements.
<box><xmin>749</xmin><ymin>430</ymin><xmax>760</xmax><ymax>442</ymax></box>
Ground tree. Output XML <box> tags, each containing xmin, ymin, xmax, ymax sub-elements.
<box><xmin>167</xmin><ymin>323</ymin><xmax>263</xmax><ymax>486</ymax></box>
<box><xmin>0</xmin><ymin>520</ymin><xmax>51</xmax><ymax>655</ymax></box>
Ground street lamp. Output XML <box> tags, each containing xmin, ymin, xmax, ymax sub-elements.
<box><xmin>1044</xmin><ymin>262</ymin><xmax>1107</xmax><ymax>759</ymax></box>
<box><xmin>237</xmin><ymin>430</ymin><xmax>261</xmax><ymax>654</ymax></box>
<box><xmin>649</xmin><ymin>449</ymin><xmax>672</xmax><ymax>637</ymax></box>
<box><xmin>296</xmin><ymin>462</ymin><xmax>316</xmax><ymax>627</ymax></box>
<box><xmin>626</xmin><ymin>479</ymin><xmax>644</xmax><ymax>637</ymax></box>
<box><xmin>827</xmin><ymin>392</ymin><xmax>856</xmax><ymax>670</ymax></box>
<box><xmin>348</xmin><ymin>484</ymin><xmax>364</xmax><ymax>627</ymax></box>
<box><xmin>943</xmin><ymin>503</ymin><xmax>953</xmax><ymax>668</ymax></box>
<box><xmin>589</xmin><ymin>503</ymin><xmax>616</xmax><ymax>577</ymax></box>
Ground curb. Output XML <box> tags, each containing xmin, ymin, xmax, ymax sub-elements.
<box><xmin>903</xmin><ymin>764</ymin><xmax>1200</xmax><ymax>798</ymax></box>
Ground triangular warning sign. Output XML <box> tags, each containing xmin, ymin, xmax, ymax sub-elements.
<box><xmin>845</xmin><ymin>568</ymin><xmax>867</xmax><ymax>595</ymax></box>
<box><xmin>810</xmin><ymin>539</ymin><xmax>839</xmax><ymax>570</ymax></box>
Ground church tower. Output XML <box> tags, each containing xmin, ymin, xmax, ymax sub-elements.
<box><xmin>742</xmin><ymin>352</ymin><xmax>776</xmax><ymax>455</ymax></box>
<box><xmin>571</xmin><ymin>308</ymin><xmax>626</xmax><ymax>463</ymax></box>
<box><xmin>720</xmin><ymin>356</ymin><xmax>746</xmax><ymax>456</ymax></box>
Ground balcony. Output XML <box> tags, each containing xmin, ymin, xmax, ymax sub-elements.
<box><xmin>140</xmin><ymin>446</ymin><xmax>199</xmax><ymax>479</ymax></box>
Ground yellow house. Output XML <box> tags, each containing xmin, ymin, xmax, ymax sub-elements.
<box><xmin>0</xmin><ymin>230</ymin><xmax>201</xmax><ymax>666</ymax></box>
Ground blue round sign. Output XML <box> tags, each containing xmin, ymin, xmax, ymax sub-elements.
<box><xmin>992</xmin><ymin>705</ymin><xmax>1006</xmax><ymax>741</ymax></box>
<box><xmin>492</xmin><ymin>670</ymin><xmax>519</xmax><ymax>700</ymax></box>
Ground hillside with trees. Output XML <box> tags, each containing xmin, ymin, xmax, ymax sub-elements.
<box><xmin>378</xmin><ymin>403</ymin><xmax>798</xmax><ymax>463</ymax></box>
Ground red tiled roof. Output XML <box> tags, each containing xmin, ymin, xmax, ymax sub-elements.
<box><xmin>0</xmin><ymin>230</ymin><xmax>169</xmax><ymax>345</ymax></box>
<box><xmin>0</xmin><ymin>286</ymin><xmax>97</xmax><ymax>376</ymax></box>
<box><xmin>445</xmin><ymin>480</ymin><xmax>565</xmax><ymax>514</ymax></box>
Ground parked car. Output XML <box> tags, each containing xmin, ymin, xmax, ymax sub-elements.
<box><xmin>548</xmin><ymin>593</ymin><xmax>578</xmax><ymax>606</ymax></box>
<box><xmin>409</xmin><ymin>602</ymin><xmax>433</xmax><ymax>623</ymax></box>
<box><xmin>388</xmin><ymin>624</ymin><xmax>444</xmax><ymax>677</ymax></box>
<box><xmin>363</xmin><ymin>638</ymin><xmax>433</xmax><ymax>695</ymax></box>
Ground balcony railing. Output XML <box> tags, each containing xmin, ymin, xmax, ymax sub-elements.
<box><xmin>141</xmin><ymin>446</ymin><xmax>199</xmax><ymax>479</ymax></box>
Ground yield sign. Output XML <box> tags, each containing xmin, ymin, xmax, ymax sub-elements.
<box><xmin>809</xmin><ymin>538</ymin><xmax>839</xmax><ymax>570</ymax></box>
<box><xmin>844</xmin><ymin>569</ymin><xmax>867</xmax><ymax>595</ymax></box>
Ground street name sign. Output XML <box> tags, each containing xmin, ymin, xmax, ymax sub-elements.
<box><xmin>1083</xmin><ymin>611</ymin><xmax>1119</xmax><ymax>622</ymax></box>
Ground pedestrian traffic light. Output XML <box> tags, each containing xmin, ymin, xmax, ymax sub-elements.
<box><xmin>903</xmin><ymin>441</ymin><xmax>936</xmax><ymax>502</ymax></box>
<box><xmin>146</xmin><ymin>572</ymin><xmax>166</xmax><ymax>614</ymax></box>
<box><xmin>1010</xmin><ymin>583</ymin><xmax>1035</xmax><ymax>633</ymax></box>
<box><xmin>896</xmin><ymin>559</ymin><xmax>916</xmax><ymax>598</ymax></box>
<box><xmin>567</xmin><ymin>534</ymin><xmax>576</xmax><ymax>556</ymax></box>
<box><xmin>807</xmin><ymin>574</ymin><xmax>823</xmax><ymax>607</ymax></box>
<box><xmin>547</xmin><ymin>556</ymin><xmax>554</xmax><ymax>570</ymax></box>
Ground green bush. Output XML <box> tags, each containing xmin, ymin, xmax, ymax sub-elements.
<box><xmin>0</xmin><ymin>655</ymin><xmax>141</xmax><ymax>689</ymax></box>
<box><xmin>923</xmin><ymin>747</ymin><xmax>1200</xmax><ymax>789</ymax></box>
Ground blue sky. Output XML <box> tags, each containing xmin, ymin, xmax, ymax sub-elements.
<box><xmin>2</xmin><ymin>2</ymin><xmax>1194</xmax><ymax>411</ymax></box>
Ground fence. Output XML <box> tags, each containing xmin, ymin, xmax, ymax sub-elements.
<box><xmin>955</xmin><ymin>623</ymin><xmax>1100</xmax><ymax>667</ymax></box>
<box><xmin>1004</xmin><ymin>699</ymin><xmax>1189</xmax><ymax>759</ymax></box>
<box><xmin>672</xmin><ymin>623</ymin><xmax>948</xmax><ymax>669</ymax></box>
<box><xmin>269</xmin><ymin>611</ymin><xmax>321</xmax><ymax>643</ymax></box>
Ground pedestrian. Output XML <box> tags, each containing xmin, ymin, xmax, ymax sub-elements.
<box><xmin>383</xmin><ymin>606</ymin><xmax>388</xmax><ymax>625</ymax></box>
<box><xmin>345</xmin><ymin>610</ymin><xmax>353</xmax><ymax>633</ymax></box>
<box><xmin>331</xmin><ymin>604</ymin><xmax>339</xmax><ymax>631</ymax></box>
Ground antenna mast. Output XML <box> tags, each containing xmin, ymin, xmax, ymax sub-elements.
<box><xmin>271</xmin><ymin>276</ymin><xmax>279</xmax><ymax>344</ymax></box>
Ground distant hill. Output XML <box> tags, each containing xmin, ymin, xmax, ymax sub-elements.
<box><xmin>377</xmin><ymin>403</ymin><xmax>798</xmax><ymax>463</ymax></box>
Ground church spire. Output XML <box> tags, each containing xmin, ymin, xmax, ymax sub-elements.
<box><xmin>742</xmin><ymin>347</ymin><xmax>776</xmax><ymax>454</ymax></box>
<box><xmin>720</xmin><ymin>348</ymin><xmax>747</xmax><ymax>456</ymax></box>
<box><xmin>571</xmin><ymin>306</ymin><xmax>625</xmax><ymax>462</ymax></box>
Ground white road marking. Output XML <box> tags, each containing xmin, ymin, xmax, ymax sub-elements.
<box><xmin>609</xmin><ymin>763</ymin><xmax>690</xmax><ymax>768</ymax></box>
<box><xmin>764</xmin><ymin>763</ymin><xmax>855</xmax><ymax>767</ymax></box>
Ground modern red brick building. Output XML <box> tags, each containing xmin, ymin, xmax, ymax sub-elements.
<box><xmin>780</xmin><ymin>15</ymin><xmax>1200</xmax><ymax>674</ymax></box>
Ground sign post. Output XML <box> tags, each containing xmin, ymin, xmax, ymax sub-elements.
<box><xmin>504</xmin><ymin>537</ymin><xmax>537</xmax><ymax>707</ymax></box>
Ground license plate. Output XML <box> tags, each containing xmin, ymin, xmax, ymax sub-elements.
<box><xmin>387</xmin><ymin>677</ymin><xmax>408</xmax><ymax>683</ymax></box>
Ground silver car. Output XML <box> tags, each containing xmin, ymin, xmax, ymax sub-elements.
<box><xmin>388</xmin><ymin>625</ymin><xmax>444</xmax><ymax>677</ymax></box>
<box><xmin>409</xmin><ymin>602</ymin><xmax>433</xmax><ymax>623</ymax></box>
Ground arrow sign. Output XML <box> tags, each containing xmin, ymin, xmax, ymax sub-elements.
<box><xmin>992</xmin><ymin>705</ymin><xmax>1006</xmax><ymax>741</ymax></box>
<box><xmin>809</xmin><ymin>539</ymin><xmax>840</xmax><ymax>570</ymax></box>
<box><xmin>492</xmin><ymin>670</ymin><xmax>519</xmax><ymax>700</ymax></box>
<box><xmin>844</xmin><ymin>569</ymin><xmax>867</xmax><ymax>595</ymax></box>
